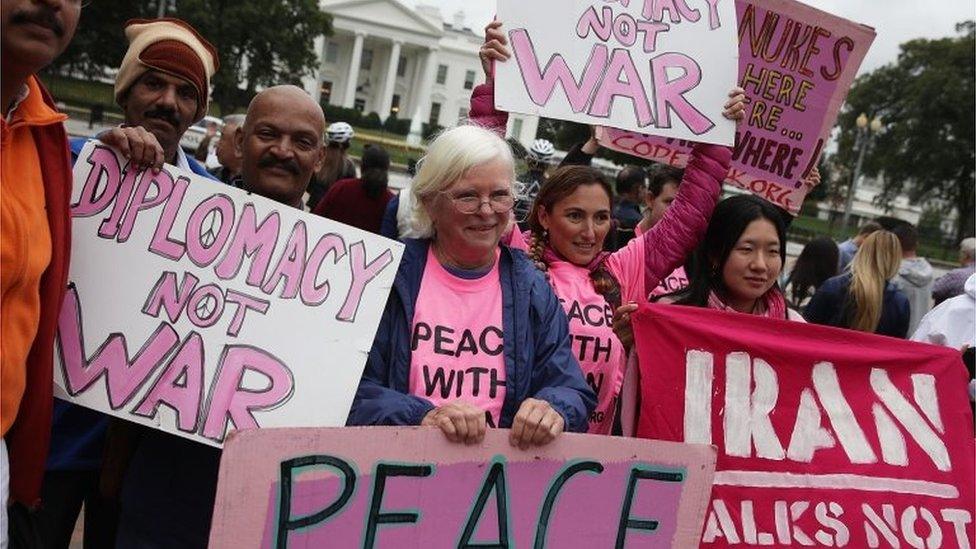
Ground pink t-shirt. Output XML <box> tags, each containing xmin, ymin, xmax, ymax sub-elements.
<box><xmin>548</xmin><ymin>260</ymin><xmax>624</xmax><ymax>434</ymax></box>
<box><xmin>635</xmin><ymin>223</ymin><xmax>688</xmax><ymax>298</ymax></box>
<box><xmin>408</xmin><ymin>249</ymin><xmax>507</xmax><ymax>427</ymax></box>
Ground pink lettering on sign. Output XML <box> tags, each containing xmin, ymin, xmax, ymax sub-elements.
<box><xmin>133</xmin><ymin>332</ymin><xmax>206</xmax><ymax>433</ymax></box>
<box><xmin>597</xmin><ymin>0</ymin><xmax>876</xmax><ymax>214</ymax></box>
<box><xmin>59</xmin><ymin>283</ymin><xmax>295</xmax><ymax>443</ymax></box>
<box><xmin>510</xmin><ymin>28</ymin><xmax>607</xmax><ymax>113</ymax></box>
<box><xmin>201</xmin><ymin>346</ymin><xmax>295</xmax><ymax>441</ymax></box>
<box><xmin>58</xmin><ymin>286</ymin><xmax>179</xmax><ymax>410</ymax></box>
<box><xmin>72</xmin><ymin>145</ymin><xmax>122</xmax><ymax>217</ymax></box>
<box><xmin>61</xmin><ymin>141</ymin><xmax>401</xmax><ymax>449</ymax></box>
<box><xmin>510</xmin><ymin>27</ymin><xmax>715</xmax><ymax>135</ymax></box>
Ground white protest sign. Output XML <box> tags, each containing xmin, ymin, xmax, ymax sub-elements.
<box><xmin>54</xmin><ymin>142</ymin><xmax>403</xmax><ymax>447</ymax></box>
<box><xmin>495</xmin><ymin>0</ymin><xmax>739</xmax><ymax>145</ymax></box>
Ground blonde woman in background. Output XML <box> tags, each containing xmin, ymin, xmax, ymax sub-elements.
<box><xmin>804</xmin><ymin>231</ymin><xmax>911</xmax><ymax>337</ymax></box>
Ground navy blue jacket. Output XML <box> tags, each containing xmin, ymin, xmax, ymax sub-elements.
<box><xmin>348</xmin><ymin>238</ymin><xmax>596</xmax><ymax>431</ymax></box>
<box><xmin>803</xmin><ymin>272</ymin><xmax>911</xmax><ymax>338</ymax></box>
<box><xmin>47</xmin><ymin>138</ymin><xmax>218</xmax><ymax>471</ymax></box>
<box><xmin>380</xmin><ymin>193</ymin><xmax>400</xmax><ymax>240</ymax></box>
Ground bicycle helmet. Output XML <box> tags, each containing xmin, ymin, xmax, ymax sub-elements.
<box><xmin>526</xmin><ymin>138</ymin><xmax>555</xmax><ymax>163</ymax></box>
<box><xmin>326</xmin><ymin>121</ymin><xmax>355</xmax><ymax>144</ymax></box>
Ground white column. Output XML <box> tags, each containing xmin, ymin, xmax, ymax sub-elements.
<box><xmin>304</xmin><ymin>35</ymin><xmax>326</xmax><ymax>104</ymax></box>
<box><xmin>342</xmin><ymin>32</ymin><xmax>366</xmax><ymax>108</ymax></box>
<box><xmin>378</xmin><ymin>40</ymin><xmax>402</xmax><ymax>121</ymax></box>
<box><xmin>407</xmin><ymin>47</ymin><xmax>438</xmax><ymax>146</ymax></box>
<box><xmin>404</xmin><ymin>50</ymin><xmax>422</xmax><ymax>114</ymax></box>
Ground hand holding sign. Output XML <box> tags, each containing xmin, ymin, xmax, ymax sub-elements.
<box><xmin>96</xmin><ymin>125</ymin><xmax>165</xmax><ymax>173</ymax></box>
<box><xmin>724</xmin><ymin>88</ymin><xmax>747</xmax><ymax>125</ymax></box>
<box><xmin>480</xmin><ymin>20</ymin><xmax>510</xmax><ymax>78</ymax></box>
<box><xmin>510</xmin><ymin>397</ymin><xmax>564</xmax><ymax>450</ymax></box>
<box><xmin>422</xmin><ymin>400</ymin><xmax>487</xmax><ymax>445</ymax></box>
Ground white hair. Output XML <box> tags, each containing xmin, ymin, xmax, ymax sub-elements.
<box><xmin>961</xmin><ymin>237</ymin><xmax>976</xmax><ymax>260</ymax></box>
<box><xmin>410</xmin><ymin>124</ymin><xmax>515</xmax><ymax>238</ymax></box>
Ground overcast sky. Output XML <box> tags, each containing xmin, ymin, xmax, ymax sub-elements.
<box><xmin>405</xmin><ymin>0</ymin><xmax>976</xmax><ymax>75</ymax></box>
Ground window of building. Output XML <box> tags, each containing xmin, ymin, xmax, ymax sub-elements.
<box><xmin>325</xmin><ymin>41</ymin><xmax>339</xmax><ymax>64</ymax></box>
<box><xmin>397</xmin><ymin>56</ymin><xmax>408</xmax><ymax>77</ymax></box>
<box><xmin>435</xmin><ymin>64</ymin><xmax>448</xmax><ymax>85</ymax></box>
<box><xmin>391</xmin><ymin>94</ymin><xmax>401</xmax><ymax>117</ymax></box>
<box><xmin>458</xmin><ymin>107</ymin><xmax>469</xmax><ymax>120</ymax></box>
<box><xmin>354</xmin><ymin>98</ymin><xmax>366</xmax><ymax>112</ymax></box>
<box><xmin>361</xmin><ymin>49</ymin><xmax>373</xmax><ymax>71</ymax></box>
<box><xmin>320</xmin><ymin>81</ymin><xmax>333</xmax><ymax>104</ymax></box>
<box><xmin>463</xmin><ymin>69</ymin><xmax>476</xmax><ymax>90</ymax></box>
<box><xmin>511</xmin><ymin>118</ymin><xmax>523</xmax><ymax>140</ymax></box>
<box><xmin>428</xmin><ymin>102</ymin><xmax>442</xmax><ymax>126</ymax></box>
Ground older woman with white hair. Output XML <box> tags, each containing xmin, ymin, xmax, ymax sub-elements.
<box><xmin>348</xmin><ymin>124</ymin><xmax>596</xmax><ymax>448</ymax></box>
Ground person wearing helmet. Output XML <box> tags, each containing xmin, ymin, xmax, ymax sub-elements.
<box><xmin>307</xmin><ymin>121</ymin><xmax>358</xmax><ymax>209</ymax></box>
<box><xmin>513</xmin><ymin>138</ymin><xmax>554</xmax><ymax>228</ymax></box>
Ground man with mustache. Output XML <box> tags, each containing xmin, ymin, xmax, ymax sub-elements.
<box><xmin>1</xmin><ymin>0</ymin><xmax>80</xmax><ymax>545</ymax></box>
<box><xmin>237</xmin><ymin>85</ymin><xmax>327</xmax><ymax>208</ymax></box>
<box><xmin>36</xmin><ymin>18</ymin><xmax>221</xmax><ymax>549</ymax></box>
<box><xmin>112</xmin><ymin>85</ymin><xmax>324</xmax><ymax>548</ymax></box>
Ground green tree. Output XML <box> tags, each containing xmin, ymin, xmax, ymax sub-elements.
<box><xmin>45</xmin><ymin>0</ymin><xmax>332</xmax><ymax>115</ymax></box>
<box><xmin>835</xmin><ymin>21</ymin><xmax>975</xmax><ymax>240</ymax></box>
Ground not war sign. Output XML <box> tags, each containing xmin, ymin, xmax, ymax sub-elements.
<box><xmin>633</xmin><ymin>304</ymin><xmax>975</xmax><ymax>548</ymax></box>
<box><xmin>54</xmin><ymin>142</ymin><xmax>403</xmax><ymax>447</ymax></box>
<box><xmin>209</xmin><ymin>427</ymin><xmax>717</xmax><ymax>548</ymax></box>
<box><xmin>495</xmin><ymin>0</ymin><xmax>738</xmax><ymax>145</ymax></box>
<box><xmin>598</xmin><ymin>0</ymin><xmax>876</xmax><ymax>214</ymax></box>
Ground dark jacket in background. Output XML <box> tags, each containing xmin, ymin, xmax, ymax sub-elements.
<box><xmin>312</xmin><ymin>176</ymin><xmax>393</xmax><ymax>235</ymax></box>
<box><xmin>804</xmin><ymin>273</ymin><xmax>911</xmax><ymax>338</ymax></box>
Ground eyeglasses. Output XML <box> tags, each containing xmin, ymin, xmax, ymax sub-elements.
<box><xmin>441</xmin><ymin>191</ymin><xmax>515</xmax><ymax>215</ymax></box>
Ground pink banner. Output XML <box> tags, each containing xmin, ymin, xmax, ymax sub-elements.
<box><xmin>597</xmin><ymin>0</ymin><xmax>876</xmax><ymax>214</ymax></box>
<box><xmin>209</xmin><ymin>427</ymin><xmax>717</xmax><ymax>548</ymax></box>
<box><xmin>633</xmin><ymin>303</ymin><xmax>975</xmax><ymax>548</ymax></box>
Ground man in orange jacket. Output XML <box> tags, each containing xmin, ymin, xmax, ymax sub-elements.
<box><xmin>1</xmin><ymin>2</ymin><xmax>81</xmax><ymax>545</ymax></box>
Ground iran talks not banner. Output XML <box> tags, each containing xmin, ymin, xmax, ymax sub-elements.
<box><xmin>632</xmin><ymin>304</ymin><xmax>975</xmax><ymax>548</ymax></box>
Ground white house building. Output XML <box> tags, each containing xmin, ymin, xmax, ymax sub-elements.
<box><xmin>303</xmin><ymin>0</ymin><xmax>540</xmax><ymax>146</ymax></box>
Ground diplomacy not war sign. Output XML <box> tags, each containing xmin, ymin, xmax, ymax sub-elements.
<box><xmin>209</xmin><ymin>427</ymin><xmax>717</xmax><ymax>547</ymax></box>
<box><xmin>598</xmin><ymin>0</ymin><xmax>876</xmax><ymax>214</ymax></box>
<box><xmin>495</xmin><ymin>0</ymin><xmax>739</xmax><ymax>145</ymax></box>
<box><xmin>633</xmin><ymin>304</ymin><xmax>975</xmax><ymax>548</ymax></box>
<box><xmin>55</xmin><ymin>142</ymin><xmax>403</xmax><ymax>446</ymax></box>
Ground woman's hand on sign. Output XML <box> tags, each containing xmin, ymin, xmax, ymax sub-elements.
<box><xmin>480</xmin><ymin>20</ymin><xmax>511</xmax><ymax>78</ymax></box>
<box><xmin>97</xmin><ymin>125</ymin><xmax>165</xmax><ymax>173</ymax></box>
<box><xmin>422</xmin><ymin>401</ymin><xmax>487</xmax><ymax>445</ymax></box>
<box><xmin>611</xmin><ymin>302</ymin><xmax>639</xmax><ymax>352</ymax></box>
<box><xmin>509</xmin><ymin>398</ymin><xmax>564</xmax><ymax>450</ymax></box>
<box><xmin>722</xmin><ymin>88</ymin><xmax>747</xmax><ymax>125</ymax></box>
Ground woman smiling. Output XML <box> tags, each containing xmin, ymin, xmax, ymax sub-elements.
<box><xmin>347</xmin><ymin>125</ymin><xmax>595</xmax><ymax>449</ymax></box>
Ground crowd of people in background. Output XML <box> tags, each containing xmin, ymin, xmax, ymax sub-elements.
<box><xmin>2</xmin><ymin>4</ymin><xmax>973</xmax><ymax>549</ymax></box>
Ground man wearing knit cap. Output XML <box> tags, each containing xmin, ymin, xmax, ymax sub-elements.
<box><xmin>74</xmin><ymin>17</ymin><xmax>220</xmax><ymax>177</ymax></box>
<box><xmin>36</xmin><ymin>18</ymin><xmax>222</xmax><ymax>549</ymax></box>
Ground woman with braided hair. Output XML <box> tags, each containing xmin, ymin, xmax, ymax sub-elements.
<box><xmin>520</xmin><ymin>128</ymin><xmax>737</xmax><ymax>433</ymax></box>
<box><xmin>472</xmin><ymin>20</ymin><xmax>745</xmax><ymax>434</ymax></box>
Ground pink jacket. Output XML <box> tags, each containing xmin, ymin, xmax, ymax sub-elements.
<box><xmin>469</xmin><ymin>76</ymin><xmax>731</xmax><ymax>300</ymax></box>
<box><xmin>468</xmin><ymin>79</ymin><xmax>509</xmax><ymax>136</ymax></box>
